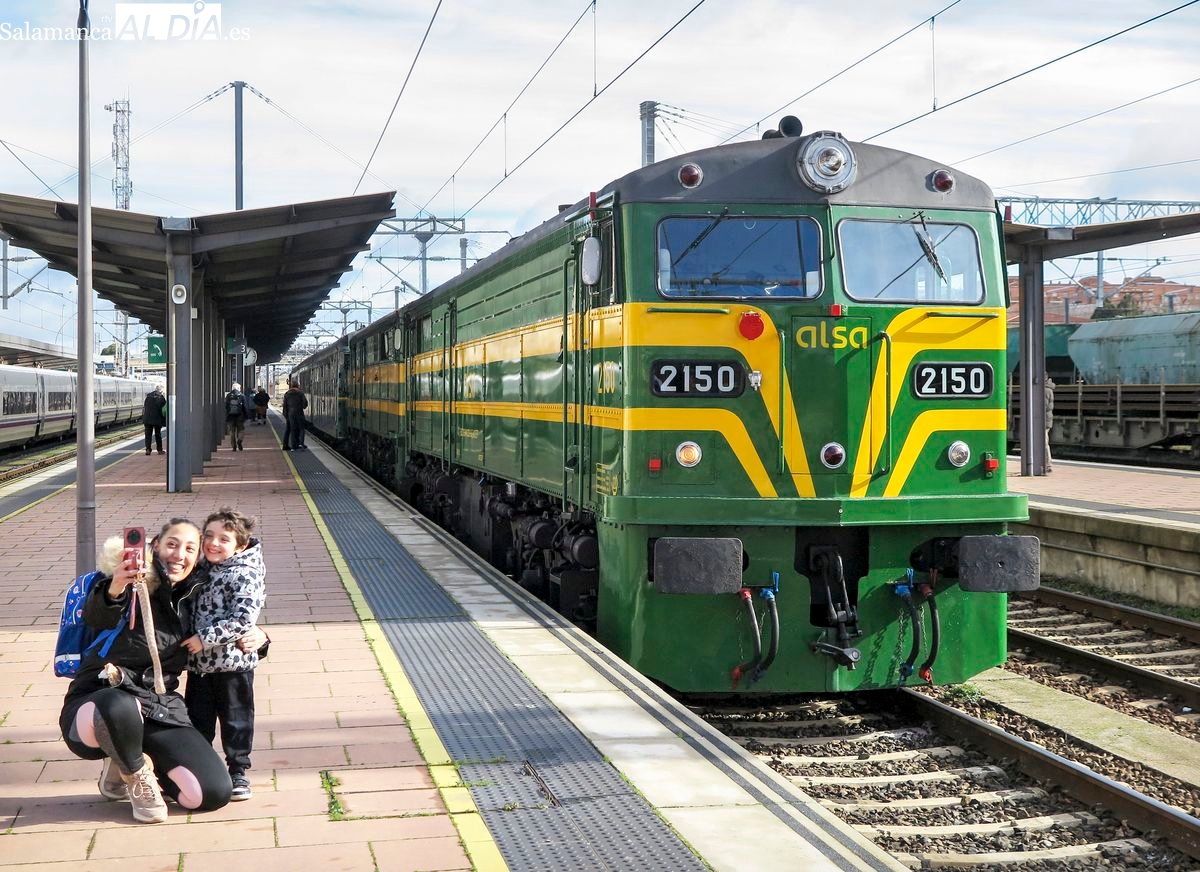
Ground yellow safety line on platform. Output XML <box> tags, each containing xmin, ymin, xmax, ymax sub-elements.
<box><xmin>283</xmin><ymin>448</ymin><xmax>510</xmax><ymax>872</ymax></box>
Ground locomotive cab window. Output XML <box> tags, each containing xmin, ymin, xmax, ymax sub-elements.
<box><xmin>839</xmin><ymin>217</ymin><xmax>984</xmax><ymax>304</ymax></box>
<box><xmin>656</xmin><ymin>216</ymin><xmax>821</xmax><ymax>299</ymax></box>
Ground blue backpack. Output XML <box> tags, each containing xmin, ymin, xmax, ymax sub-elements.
<box><xmin>53</xmin><ymin>571</ymin><xmax>125</xmax><ymax>678</ymax></box>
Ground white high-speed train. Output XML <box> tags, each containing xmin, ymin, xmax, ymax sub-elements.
<box><xmin>0</xmin><ymin>364</ymin><xmax>148</xmax><ymax>451</ymax></box>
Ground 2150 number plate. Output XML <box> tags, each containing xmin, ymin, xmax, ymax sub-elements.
<box><xmin>651</xmin><ymin>360</ymin><xmax>745</xmax><ymax>397</ymax></box>
<box><xmin>911</xmin><ymin>362</ymin><xmax>993</xmax><ymax>399</ymax></box>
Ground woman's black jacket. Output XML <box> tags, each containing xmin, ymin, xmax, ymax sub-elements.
<box><xmin>61</xmin><ymin>565</ymin><xmax>208</xmax><ymax>728</ymax></box>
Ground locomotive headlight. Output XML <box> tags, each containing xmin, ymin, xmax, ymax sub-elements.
<box><xmin>947</xmin><ymin>440</ymin><xmax>971</xmax><ymax>468</ymax></box>
<box><xmin>820</xmin><ymin>442</ymin><xmax>846</xmax><ymax>469</ymax></box>
<box><xmin>797</xmin><ymin>132</ymin><xmax>857</xmax><ymax>194</ymax></box>
<box><xmin>675</xmin><ymin>441</ymin><xmax>703</xmax><ymax>467</ymax></box>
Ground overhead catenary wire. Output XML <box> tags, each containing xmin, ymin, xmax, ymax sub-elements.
<box><xmin>39</xmin><ymin>84</ymin><xmax>234</xmax><ymax>199</ymax></box>
<box><xmin>721</xmin><ymin>0</ymin><xmax>966</xmax><ymax>144</ymax></box>
<box><xmin>354</xmin><ymin>0</ymin><xmax>444</xmax><ymax>195</ymax></box>
<box><xmin>865</xmin><ymin>0</ymin><xmax>1200</xmax><ymax>142</ymax></box>
<box><xmin>999</xmin><ymin>154</ymin><xmax>1200</xmax><ymax>190</ymax></box>
<box><xmin>462</xmin><ymin>0</ymin><xmax>710</xmax><ymax>219</ymax></box>
<box><xmin>417</xmin><ymin>0</ymin><xmax>596</xmax><ymax>215</ymax></box>
<box><xmin>242</xmin><ymin>83</ymin><xmax>424</xmax><ymax>212</ymax></box>
<box><xmin>954</xmin><ymin>75</ymin><xmax>1200</xmax><ymax>165</ymax></box>
<box><xmin>0</xmin><ymin>140</ymin><xmax>66</xmax><ymax>201</ymax></box>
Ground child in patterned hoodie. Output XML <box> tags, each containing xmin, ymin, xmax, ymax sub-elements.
<box><xmin>182</xmin><ymin>507</ymin><xmax>266</xmax><ymax>801</ymax></box>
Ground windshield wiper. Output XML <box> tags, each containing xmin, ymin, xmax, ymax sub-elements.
<box><xmin>912</xmin><ymin>213</ymin><xmax>948</xmax><ymax>285</ymax></box>
<box><xmin>672</xmin><ymin>207</ymin><xmax>729</xmax><ymax>267</ymax></box>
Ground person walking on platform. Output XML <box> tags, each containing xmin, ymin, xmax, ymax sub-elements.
<box><xmin>143</xmin><ymin>384</ymin><xmax>167</xmax><ymax>455</ymax></box>
<box><xmin>252</xmin><ymin>386</ymin><xmax>270</xmax><ymax>425</ymax></box>
<box><xmin>1043</xmin><ymin>376</ymin><xmax>1055</xmax><ymax>474</ymax></box>
<box><xmin>281</xmin><ymin>380</ymin><xmax>308</xmax><ymax>451</ymax></box>
<box><xmin>224</xmin><ymin>383</ymin><xmax>251</xmax><ymax>451</ymax></box>
<box><xmin>58</xmin><ymin>520</ymin><xmax>265</xmax><ymax>823</ymax></box>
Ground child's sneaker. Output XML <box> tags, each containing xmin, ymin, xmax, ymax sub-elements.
<box><xmin>98</xmin><ymin>756</ymin><xmax>126</xmax><ymax>801</ymax></box>
<box><xmin>230</xmin><ymin>772</ymin><xmax>252</xmax><ymax>801</ymax></box>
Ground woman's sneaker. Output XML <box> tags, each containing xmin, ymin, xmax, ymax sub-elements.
<box><xmin>122</xmin><ymin>763</ymin><xmax>168</xmax><ymax>823</ymax></box>
<box><xmin>230</xmin><ymin>772</ymin><xmax>252</xmax><ymax>801</ymax></box>
<box><xmin>98</xmin><ymin>756</ymin><xmax>127</xmax><ymax>801</ymax></box>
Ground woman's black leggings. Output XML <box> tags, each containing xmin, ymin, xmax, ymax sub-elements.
<box><xmin>60</xmin><ymin>688</ymin><xmax>231</xmax><ymax>810</ymax></box>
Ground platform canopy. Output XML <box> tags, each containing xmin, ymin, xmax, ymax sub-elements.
<box><xmin>0</xmin><ymin>332</ymin><xmax>76</xmax><ymax>368</ymax></box>
<box><xmin>1003</xmin><ymin>210</ymin><xmax>1200</xmax><ymax>262</ymax></box>
<box><xmin>0</xmin><ymin>192</ymin><xmax>395</xmax><ymax>363</ymax></box>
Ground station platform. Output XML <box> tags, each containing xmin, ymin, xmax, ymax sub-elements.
<box><xmin>1008</xmin><ymin>458</ymin><xmax>1200</xmax><ymax>524</ymax></box>
<box><xmin>1006</xmin><ymin>459</ymin><xmax>1200</xmax><ymax>608</ymax></box>
<box><xmin>0</xmin><ymin>416</ymin><xmax>901</xmax><ymax>872</ymax></box>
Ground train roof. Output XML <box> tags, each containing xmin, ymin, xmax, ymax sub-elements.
<box><xmin>401</xmin><ymin>134</ymin><xmax>996</xmax><ymax>316</ymax></box>
<box><xmin>600</xmin><ymin>133</ymin><xmax>996</xmax><ymax>211</ymax></box>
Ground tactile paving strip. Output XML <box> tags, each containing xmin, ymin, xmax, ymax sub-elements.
<box><xmin>287</xmin><ymin>446</ymin><xmax>706</xmax><ymax>871</ymax></box>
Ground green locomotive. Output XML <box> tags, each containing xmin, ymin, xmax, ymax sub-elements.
<box><xmin>295</xmin><ymin>119</ymin><xmax>1038</xmax><ymax>693</ymax></box>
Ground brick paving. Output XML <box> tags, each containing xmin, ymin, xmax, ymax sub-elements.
<box><xmin>0</xmin><ymin>417</ymin><xmax>470</xmax><ymax>871</ymax></box>
<box><xmin>1008</xmin><ymin>461</ymin><xmax>1200</xmax><ymax>515</ymax></box>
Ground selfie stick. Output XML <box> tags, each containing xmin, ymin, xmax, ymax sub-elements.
<box><xmin>133</xmin><ymin>559</ymin><xmax>166</xmax><ymax>694</ymax></box>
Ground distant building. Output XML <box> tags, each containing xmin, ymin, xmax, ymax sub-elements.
<box><xmin>1006</xmin><ymin>275</ymin><xmax>1200</xmax><ymax>325</ymax></box>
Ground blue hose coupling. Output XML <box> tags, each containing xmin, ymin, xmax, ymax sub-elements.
<box><xmin>898</xmin><ymin>662</ymin><xmax>915</xmax><ymax>680</ymax></box>
<box><xmin>894</xmin><ymin>583</ymin><xmax>912</xmax><ymax>598</ymax></box>
<box><xmin>759</xmin><ymin>588</ymin><xmax>776</xmax><ymax>602</ymax></box>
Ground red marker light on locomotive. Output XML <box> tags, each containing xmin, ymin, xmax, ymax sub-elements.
<box><xmin>738</xmin><ymin>311</ymin><xmax>765</xmax><ymax>340</ymax></box>
<box><xmin>930</xmin><ymin>169</ymin><xmax>955</xmax><ymax>193</ymax></box>
<box><xmin>648</xmin><ymin>456</ymin><xmax>663</xmax><ymax>473</ymax></box>
<box><xmin>678</xmin><ymin>163</ymin><xmax>703</xmax><ymax>188</ymax></box>
<box><xmin>829</xmin><ymin>304</ymin><xmax>843</xmax><ymax>317</ymax></box>
<box><xmin>984</xmin><ymin>456</ymin><xmax>1000</xmax><ymax>472</ymax></box>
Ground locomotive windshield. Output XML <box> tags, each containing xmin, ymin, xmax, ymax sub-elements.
<box><xmin>656</xmin><ymin>215</ymin><xmax>822</xmax><ymax>299</ymax></box>
<box><xmin>839</xmin><ymin>217</ymin><xmax>984</xmax><ymax>304</ymax></box>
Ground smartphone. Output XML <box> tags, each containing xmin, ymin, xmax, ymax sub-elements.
<box><xmin>123</xmin><ymin>526</ymin><xmax>145</xmax><ymax>568</ymax></box>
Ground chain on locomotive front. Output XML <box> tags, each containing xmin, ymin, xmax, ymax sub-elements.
<box><xmin>314</xmin><ymin>120</ymin><xmax>1039</xmax><ymax>694</ymax></box>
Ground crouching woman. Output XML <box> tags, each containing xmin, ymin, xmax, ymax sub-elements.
<box><xmin>58</xmin><ymin>518</ymin><xmax>262</xmax><ymax>823</ymax></box>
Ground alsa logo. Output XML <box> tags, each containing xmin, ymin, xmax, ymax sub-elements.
<box><xmin>795</xmin><ymin>323</ymin><xmax>869</xmax><ymax>350</ymax></box>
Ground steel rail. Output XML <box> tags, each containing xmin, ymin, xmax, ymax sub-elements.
<box><xmin>901</xmin><ymin>689</ymin><xmax>1200</xmax><ymax>861</ymax></box>
<box><xmin>1008</xmin><ymin>627</ymin><xmax>1200</xmax><ymax>710</ymax></box>
<box><xmin>1019</xmin><ymin>586</ymin><xmax>1200</xmax><ymax>644</ymax></box>
<box><xmin>0</xmin><ymin>426</ymin><xmax>141</xmax><ymax>485</ymax></box>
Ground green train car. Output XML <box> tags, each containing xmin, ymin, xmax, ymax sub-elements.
<box><xmin>294</xmin><ymin>120</ymin><xmax>1038</xmax><ymax>693</ymax></box>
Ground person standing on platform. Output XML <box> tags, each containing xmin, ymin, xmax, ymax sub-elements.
<box><xmin>1043</xmin><ymin>376</ymin><xmax>1055</xmax><ymax>473</ymax></box>
<box><xmin>182</xmin><ymin>508</ymin><xmax>267</xmax><ymax>802</ymax></box>
<box><xmin>223</xmin><ymin>383</ymin><xmax>251</xmax><ymax>451</ymax></box>
<box><xmin>252</xmin><ymin>386</ymin><xmax>269</xmax><ymax>425</ymax></box>
<box><xmin>143</xmin><ymin>384</ymin><xmax>167</xmax><ymax>456</ymax></box>
<box><xmin>281</xmin><ymin>380</ymin><xmax>308</xmax><ymax>451</ymax></box>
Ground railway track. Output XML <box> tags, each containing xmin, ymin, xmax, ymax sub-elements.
<box><xmin>698</xmin><ymin>690</ymin><xmax>1200</xmax><ymax>869</ymax></box>
<box><xmin>1008</xmin><ymin>587</ymin><xmax>1200</xmax><ymax>738</ymax></box>
<box><xmin>0</xmin><ymin>425</ymin><xmax>142</xmax><ymax>486</ymax></box>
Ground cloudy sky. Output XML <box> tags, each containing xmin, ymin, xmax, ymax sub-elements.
<box><xmin>2</xmin><ymin>0</ymin><xmax>1199</xmax><ymax>353</ymax></box>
